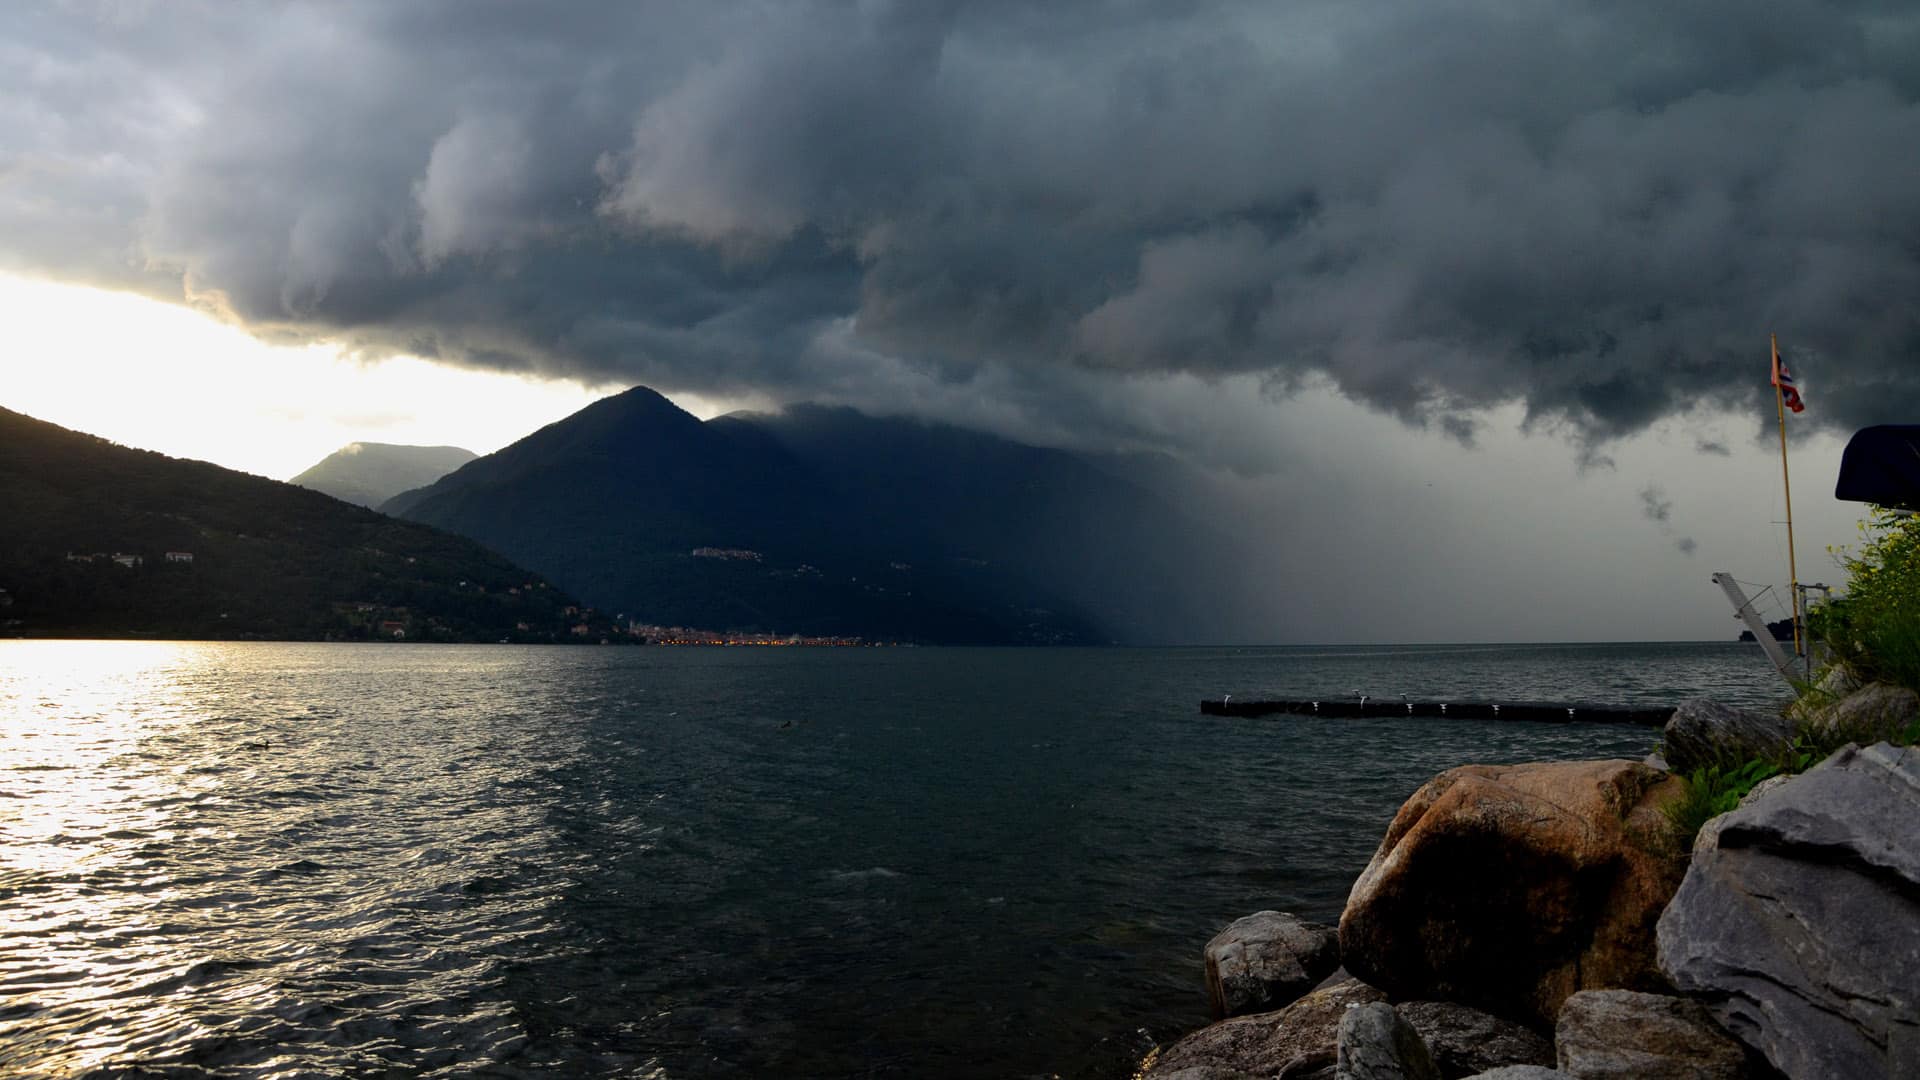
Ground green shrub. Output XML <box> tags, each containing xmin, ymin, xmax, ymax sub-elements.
<box><xmin>1664</xmin><ymin>516</ymin><xmax>1918</xmax><ymax>851</ymax></box>
<box><xmin>1808</xmin><ymin>509</ymin><xmax>1920</xmax><ymax>693</ymax></box>
<box><xmin>1663</xmin><ymin>757</ymin><xmax>1783</xmax><ymax>850</ymax></box>
<box><xmin>1660</xmin><ymin>734</ymin><xmax>1830</xmax><ymax>852</ymax></box>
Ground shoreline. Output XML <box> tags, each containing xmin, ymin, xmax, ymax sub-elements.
<box><xmin>1139</xmin><ymin>675</ymin><xmax>1920</xmax><ymax>1079</ymax></box>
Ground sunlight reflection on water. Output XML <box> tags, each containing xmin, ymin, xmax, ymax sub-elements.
<box><xmin>2</xmin><ymin>643</ymin><xmax>217</xmax><ymax>1073</ymax></box>
<box><xmin>0</xmin><ymin>641</ymin><xmax>624</xmax><ymax>1078</ymax></box>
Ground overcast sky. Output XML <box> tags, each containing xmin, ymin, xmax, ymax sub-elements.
<box><xmin>3</xmin><ymin>0</ymin><xmax>1913</xmax><ymax>642</ymax></box>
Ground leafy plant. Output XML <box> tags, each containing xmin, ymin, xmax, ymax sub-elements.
<box><xmin>1807</xmin><ymin>509</ymin><xmax>1920</xmax><ymax>693</ymax></box>
<box><xmin>1663</xmin><ymin>757</ymin><xmax>1785</xmax><ymax>849</ymax></box>
<box><xmin>1661</xmin><ymin>730</ymin><xmax>1844</xmax><ymax>851</ymax></box>
<box><xmin>1666</xmin><ymin>520</ymin><xmax>1919</xmax><ymax>851</ymax></box>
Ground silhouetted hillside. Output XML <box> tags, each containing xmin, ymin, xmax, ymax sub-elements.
<box><xmin>385</xmin><ymin>387</ymin><xmax>1260</xmax><ymax>644</ymax></box>
<box><xmin>0</xmin><ymin>407</ymin><xmax>610</xmax><ymax>642</ymax></box>
<box><xmin>291</xmin><ymin>442</ymin><xmax>476</xmax><ymax>508</ymax></box>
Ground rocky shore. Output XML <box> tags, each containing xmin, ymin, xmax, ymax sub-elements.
<box><xmin>1140</xmin><ymin>677</ymin><xmax>1920</xmax><ymax>1079</ymax></box>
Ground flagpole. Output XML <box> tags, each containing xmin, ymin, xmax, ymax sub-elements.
<box><xmin>1772</xmin><ymin>332</ymin><xmax>1803</xmax><ymax>675</ymax></box>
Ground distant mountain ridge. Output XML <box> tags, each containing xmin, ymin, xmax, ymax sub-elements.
<box><xmin>384</xmin><ymin>386</ymin><xmax>1262</xmax><ymax>644</ymax></box>
<box><xmin>292</xmin><ymin>442</ymin><xmax>477</xmax><ymax>508</ymax></box>
<box><xmin>0</xmin><ymin>407</ymin><xmax>608</xmax><ymax>642</ymax></box>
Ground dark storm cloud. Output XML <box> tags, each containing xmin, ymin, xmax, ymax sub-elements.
<box><xmin>6</xmin><ymin>0</ymin><xmax>1920</xmax><ymax>459</ymax></box>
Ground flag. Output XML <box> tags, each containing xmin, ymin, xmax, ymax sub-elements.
<box><xmin>1772</xmin><ymin>347</ymin><xmax>1805</xmax><ymax>413</ymax></box>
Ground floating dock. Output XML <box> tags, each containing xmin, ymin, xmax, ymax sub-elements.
<box><xmin>1200</xmin><ymin>698</ymin><xmax>1672</xmax><ymax>726</ymax></box>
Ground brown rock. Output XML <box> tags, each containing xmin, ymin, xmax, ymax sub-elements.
<box><xmin>1338</xmin><ymin>759</ymin><xmax>1685</xmax><ymax>1025</ymax></box>
<box><xmin>1145</xmin><ymin>976</ymin><xmax>1386</xmax><ymax>1079</ymax></box>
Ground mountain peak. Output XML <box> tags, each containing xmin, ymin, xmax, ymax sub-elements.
<box><xmin>608</xmin><ymin>384</ymin><xmax>677</xmax><ymax>407</ymax></box>
<box><xmin>291</xmin><ymin>442</ymin><xmax>477</xmax><ymax>509</ymax></box>
<box><xmin>381</xmin><ymin>388</ymin><xmax>1259</xmax><ymax>644</ymax></box>
<box><xmin>337</xmin><ymin>441</ymin><xmax>474</xmax><ymax>456</ymax></box>
<box><xmin>377</xmin><ymin>386</ymin><xmax>717</xmax><ymax>516</ymax></box>
<box><xmin>539</xmin><ymin>385</ymin><xmax>705</xmax><ymax>442</ymax></box>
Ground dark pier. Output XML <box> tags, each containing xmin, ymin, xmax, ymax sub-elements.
<box><xmin>1200</xmin><ymin>698</ymin><xmax>1673</xmax><ymax>726</ymax></box>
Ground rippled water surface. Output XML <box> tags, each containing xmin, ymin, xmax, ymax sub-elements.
<box><xmin>0</xmin><ymin>641</ymin><xmax>1780</xmax><ymax>1078</ymax></box>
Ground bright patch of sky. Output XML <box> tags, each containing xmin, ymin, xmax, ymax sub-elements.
<box><xmin>0</xmin><ymin>273</ymin><xmax>730</xmax><ymax>480</ymax></box>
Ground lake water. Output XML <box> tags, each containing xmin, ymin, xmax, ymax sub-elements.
<box><xmin>0</xmin><ymin>641</ymin><xmax>1782</xmax><ymax>1078</ymax></box>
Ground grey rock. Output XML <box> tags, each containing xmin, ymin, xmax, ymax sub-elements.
<box><xmin>1463</xmin><ymin>1069</ymin><xmax>1568</xmax><ymax>1079</ymax></box>
<box><xmin>1811</xmin><ymin>682</ymin><xmax>1919</xmax><ymax>745</ymax></box>
<box><xmin>1786</xmin><ymin>663</ymin><xmax>1864</xmax><ymax>724</ymax></box>
<box><xmin>1735</xmin><ymin>772</ymin><xmax>1791</xmax><ymax>808</ymax></box>
<box><xmin>1662</xmin><ymin>697</ymin><xmax>1794</xmax><ymax>773</ymax></box>
<box><xmin>1313</xmin><ymin>966</ymin><xmax>1357</xmax><ymax>992</ymax></box>
<box><xmin>1553</xmin><ymin>990</ymin><xmax>1749</xmax><ymax>1079</ymax></box>
<box><xmin>1279</xmin><ymin>1052</ymin><xmax>1338</xmax><ymax>1080</ymax></box>
<box><xmin>1336</xmin><ymin>1003</ymin><xmax>1441</xmax><ymax>1080</ymax></box>
<box><xmin>1205</xmin><ymin>911</ymin><xmax>1343</xmax><ymax>1019</ymax></box>
<box><xmin>1396</xmin><ymin>1001</ymin><xmax>1554</xmax><ymax>1077</ymax></box>
<box><xmin>1147</xmin><ymin>976</ymin><xmax>1385</xmax><ymax>1079</ymax></box>
<box><xmin>1657</xmin><ymin>742</ymin><xmax>1920</xmax><ymax>1079</ymax></box>
<box><xmin>1821</xmin><ymin>662</ymin><xmax>1865</xmax><ymax>697</ymax></box>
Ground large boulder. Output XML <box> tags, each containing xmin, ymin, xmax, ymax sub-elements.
<box><xmin>1336</xmin><ymin>1002</ymin><xmax>1441</xmax><ymax>1080</ymax></box>
<box><xmin>1145</xmin><ymin>976</ymin><xmax>1385</xmax><ymax>1079</ymax></box>
<box><xmin>1662</xmin><ymin>698</ymin><xmax>1794</xmax><ymax>774</ymax></box>
<box><xmin>1808</xmin><ymin>681</ymin><xmax>1919</xmax><ymax>744</ymax></box>
<box><xmin>1339</xmin><ymin>759</ymin><xmax>1684</xmax><ymax>1025</ymax></box>
<box><xmin>1205</xmin><ymin>911</ymin><xmax>1342</xmax><ymax>1019</ymax></box>
<box><xmin>1553</xmin><ymin>990</ymin><xmax>1750</xmax><ymax>1079</ymax></box>
<box><xmin>1462</xmin><ymin>1069</ymin><xmax>1568</xmax><ymax>1080</ymax></box>
<box><xmin>1657</xmin><ymin>742</ymin><xmax>1920</xmax><ymax>1079</ymax></box>
<box><xmin>1396</xmin><ymin>1002</ymin><xmax>1554</xmax><ymax>1078</ymax></box>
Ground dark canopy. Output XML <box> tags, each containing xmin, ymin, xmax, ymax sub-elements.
<box><xmin>1835</xmin><ymin>425</ymin><xmax>1920</xmax><ymax>510</ymax></box>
